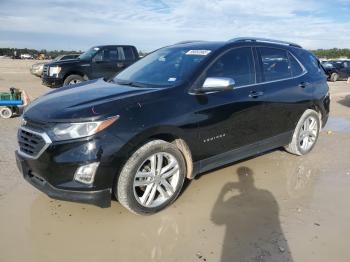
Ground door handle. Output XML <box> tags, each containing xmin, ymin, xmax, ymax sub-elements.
<box><xmin>249</xmin><ymin>91</ymin><xmax>264</xmax><ymax>98</ymax></box>
<box><xmin>299</xmin><ymin>82</ymin><xmax>310</xmax><ymax>88</ymax></box>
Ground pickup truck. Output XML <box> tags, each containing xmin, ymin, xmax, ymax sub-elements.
<box><xmin>322</xmin><ymin>60</ymin><xmax>350</xmax><ymax>82</ymax></box>
<box><xmin>42</xmin><ymin>45</ymin><xmax>139</xmax><ymax>88</ymax></box>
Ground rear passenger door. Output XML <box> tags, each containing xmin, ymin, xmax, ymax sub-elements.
<box><xmin>91</xmin><ymin>46</ymin><xmax>120</xmax><ymax>79</ymax></box>
<box><xmin>256</xmin><ymin>46</ymin><xmax>310</xmax><ymax>138</ymax></box>
<box><xmin>111</xmin><ymin>46</ymin><xmax>137</xmax><ymax>73</ymax></box>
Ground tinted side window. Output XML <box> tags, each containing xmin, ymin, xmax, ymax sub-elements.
<box><xmin>207</xmin><ymin>47</ymin><xmax>255</xmax><ymax>87</ymax></box>
<box><xmin>100</xmin><ymin>48</ymin><xmax>119</xmax><ymax>61</ymax></box>
<box><xmin>123</xmin><ymin>47</ymin><xmax>135</xmax><ymax>60</ymax></box>
<box><xmin>288</xmin><ymin>53</ymin><xmax>304</xmax><ymax>76</ymax></box>
<box><xmin>258</xmin><ymin>47</ymin><xmax>291</xmax><ymax>81</ymax></box>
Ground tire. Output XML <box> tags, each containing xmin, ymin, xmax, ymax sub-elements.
<box><xmin>116</xmin><ymin>140</ymin><xmax>186</xmax><ymax>215</ymax></box>
<box><xmin>285</xmin><ymin>109</ymin><xmax>320</xmax><ymax>156</ymax></box>
<box><xmin>0</xmin><ymin>107</ymin><xmax>13</xmax><ymax>119</ymax></box>
<box><xmin>330</xmin><ymin>73</ymin><xmax>339</xmax><ymax>82</ymax></box>
<box><xmin>63</xmin><ymin>74</ymin><xmax>84</xmax><ymax>86</ymax></box>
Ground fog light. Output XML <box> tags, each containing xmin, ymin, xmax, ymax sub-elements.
<box><xmin>74</xmin><ymin>162</ymin><xmax>99</xmax><ymax>185</ymax></box>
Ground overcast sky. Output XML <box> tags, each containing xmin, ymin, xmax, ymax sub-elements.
<box><xmin>0</xmin><ymin>0</ymin><xmax>349</xmax><ymax>52</ymax></box>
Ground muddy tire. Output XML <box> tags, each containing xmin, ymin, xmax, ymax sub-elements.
<box><xmin>0</xmin><ymin>107</ymin><xmax>13</xmax><ymax>119</ymax></box>
<box><xmin>63</xmin><ymin>74</ymin><xmax>84</xmax><ymax>86</ymax></box>
<box><xmin>330</xmin><ymin>73</ymin><xmax>339</xmax><ymax>82</ymax></box>
<box><xmin>285</xmin><ymin>109</ymin><xmax>320</xmax><ymax>156</ymax></box>
<box><xmin>115</xmin><ymin>140</ymin><xmax>186</xmax><ymax>215</ymax></box>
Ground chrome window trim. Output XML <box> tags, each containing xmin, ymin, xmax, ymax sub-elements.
<box><xmin>17</xmin><ymin>126</ymin><xmax>52</xmax><ymax>160</ymax></box>
<box><xmin>189</xmin><ymin>45</ymin><xmax>308</xmax><ymax>95</ymax></box>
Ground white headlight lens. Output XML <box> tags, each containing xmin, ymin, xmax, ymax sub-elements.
<box><xmin>49</xmin><ymin>66</ymin><xmax>61</xmax><ymax>76</ymax></box>
<box><xmin>50</xmin><ymin>116</ymin><xmax>118</xmax><ymax>141</ymax></box>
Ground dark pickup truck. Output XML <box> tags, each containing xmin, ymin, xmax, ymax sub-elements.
<box><xmin>322</xmin><ymin>60</ymin><xmax>350</xmax><ymax>82</ymax></box>
<box><xmin>42</xmin><ymin>45</ymin><xmax>139</xmax><ymax>88</ymax></box>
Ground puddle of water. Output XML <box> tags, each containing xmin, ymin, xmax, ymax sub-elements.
<box><xmin>324</xmin><ymin>116</ymin><xmax>350</xmax><ymax>132</ymax></box>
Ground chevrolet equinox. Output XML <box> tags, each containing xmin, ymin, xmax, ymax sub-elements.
<box><xmin>16</xmin><ymin>38</ymin><xmax>330</xmax><ymax>215</ymax></box>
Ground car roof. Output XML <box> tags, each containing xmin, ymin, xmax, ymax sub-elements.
<box><xmin>95</xmin><ymin>45</ymin><xmax>136</xmax><ymax>48</ymax></box>
<box><xmin>169</xmin><ymin>38</ymin><xmax>303</xmax><ymax>51</ymax></box>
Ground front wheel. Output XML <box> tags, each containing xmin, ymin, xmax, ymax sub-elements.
<box><xmin>115</xmin><ymin>140</ymin><xmax>186</xmax><ymax>215</ymax></box>
<box><xmin>330</xmin><ymin>73</ymin><xmax>339</xmax><ymax>82</ymax></box>
<box><xmin>63</xmin><ymin>74</ymin><xmax>84</xmax><ymax>86</ymax></box>
<box><xmin>285</xmin><ymin>109</ymin><xmax>320</xmax><ymax>156</ymax></box>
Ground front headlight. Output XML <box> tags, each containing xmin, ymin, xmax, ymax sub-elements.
<box><xmin>50</xmin><ymin>116</ymin><xmax>119</xmax><ymax>141</ymax></box>
<box><xmin>49</xmin><ymin>66</ymin><xmax>61</xmax><ymax>76</ymax></box>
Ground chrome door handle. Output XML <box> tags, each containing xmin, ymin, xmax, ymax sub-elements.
<box><xmin>249</xmin><ymin>91</ymin><xmax>264</xmax><ymax>98</ymax></box>
<box><xmin>299</xmin><ymin>82</ymin><xmax>310</xmax><ymax>88</ymax></box>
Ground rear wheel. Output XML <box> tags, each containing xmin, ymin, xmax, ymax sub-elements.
<box><xmin>0</xmin><ymin>107</ymin><xmax>13</xmax><ymax>119</ymax></box>
<box><xmin>330</xmin><ymin>73</ymin><xmax>339</xmax><ymax>82</ymax></box>
<box><xmin>63</xmin><ymin>74</ymin><xmax>84</xmax><ymax>86</ymax></box>
<box><xmin>285</xmin><ymin>109</ymin><xmax>320</xmax><ymax>156</ymax></box>
<box><xmin>116</xmin><ymin>140</ymin><xmax>186</xmax><ymax>215</ymax></box>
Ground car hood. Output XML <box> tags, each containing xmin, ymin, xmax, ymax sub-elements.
<box><xmin>32</xmin><ymin>62</ymin><xmax>46</xmax><ymax>67</ymax></box>
<box><xmin>24</xmin><ymin>79</ymin><xmax>158</xmax><ymax>122</ymax></box>
<box><xmin>47</xmin><ymin>58</ymin><xmax>81</xmax><ymax>66</ymax></box>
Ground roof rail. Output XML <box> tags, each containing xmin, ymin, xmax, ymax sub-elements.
<box><xmin>228</xmin><ymin>37</ymin><xmax>302</xmax><ymax>48</ymax></box>
<box><xmin>174</xmin><ymin>40</ymin><xmax>204</xmax><ymax>45</ymax></box>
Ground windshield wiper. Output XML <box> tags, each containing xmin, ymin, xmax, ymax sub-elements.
<box><xmin>114</xmin><ymin>80</ymin><xmax>145</xmax><ymax>87</ymax></box>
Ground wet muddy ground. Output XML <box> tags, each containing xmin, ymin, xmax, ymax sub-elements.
<box><xmin>1</xmin><ymin>59</ymin><xmax>350</xmax><ymax>262</ymax></box>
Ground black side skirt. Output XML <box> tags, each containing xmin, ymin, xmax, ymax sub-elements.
<box><xmin>193</xmin><ymin>131</ymin><xmax>293</xmax><ymax>176</ymax></box>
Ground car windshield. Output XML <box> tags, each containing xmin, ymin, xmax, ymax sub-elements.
<box><xmin>322</xmin><ymin>62</ymin><xmax>335</xmax><ymax>68</ymax></box>
<box><xmin>79</xmin><ymin>47</ymin><xmax>100</xmax><ymax>61</ymax></box>
<box><xmin>53</xmin><ymin>55</ymin><xmax>64</xmax><ymax>61</ymax></box>
<box><xmin>114</xmin><ymin>47</ymin><xmax>213</xmax><ymax>87</ymax></box>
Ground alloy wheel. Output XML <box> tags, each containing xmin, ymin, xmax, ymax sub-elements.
<box><xmin>133</xmin><ymin>152</ymin><xmax>180</xmax><ymax>208</ymax></box>
<box><xmin>299</xmin><ymin>116</ymin><xmax>318</xmax><ymax>151</ymax></box>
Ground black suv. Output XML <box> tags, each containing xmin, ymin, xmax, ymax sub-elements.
<box><xmin>322</xmin><ymin>60</ymin><xmax>350</xmax><ymax>82</ymax></box>
<box><xmin>16</xmin><ymin>38</ymin><xmax>330</xmax><ymax>215</ymax></box>
<box><xmin>42</xmin><ymin>45</ymin><xmax>139</xmax><ymax>88</ymax></box>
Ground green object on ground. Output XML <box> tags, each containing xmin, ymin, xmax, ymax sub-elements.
<box><xmin>0</xmin><ymin>88</ymin><xmax>21</xmax><ymax>101</ymax></box>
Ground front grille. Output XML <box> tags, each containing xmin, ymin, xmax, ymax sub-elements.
<box><xmin>17</xmin><ymin>127</ymin><xmax>51</xmax><ymax>159</ymax></box>
<box><xmin>43</xmin><ymin>65</ymin><xmax>49</xmax><ymax>76</ymax></box>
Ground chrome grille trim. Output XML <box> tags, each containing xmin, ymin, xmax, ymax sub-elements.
<box><xmin>43</xmin><ymin>65</ymin><xmax>49</xmax><ymax>75</ymax></box>
<box><xmin>17</xmin><ymin>126</ymin><xmax>52</xmax><ymax>159</ymax></box>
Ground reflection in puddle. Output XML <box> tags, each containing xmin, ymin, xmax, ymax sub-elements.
<box><xmin>25</xmin><ymin>151</ymin><xmax>321</xmax><ymax>262</ymax></box>
<box><xmin>324</xmin><ymin>117</ymin><xmax>350</xmax><ymax>132</ymax></box>
<box><xmin>284</xmin><ymin>160</ymin><xmax>318</xmax><ymax>199</ymax></box>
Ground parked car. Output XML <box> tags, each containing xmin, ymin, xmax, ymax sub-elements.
<box><xmin>30</xmin><ymin>54</ymin><xmax>80</xmax><ymax>77</ymax></box>
<box><xmin>20</xmin><ymin>54</ymin><xmax>33</xmax><ymax>59</ymax></box>
<box><xmin>322</xmin><ymin>60</ymin><xmax>350</xmax><ymax>82</ymax></box>
<box><xmin>41</xmin><ymin>45</ymin><xmax>139</xmax><ymax>88</ymax></box>
<box><xmin>16</xmin><ymin>37</ymin><xmax>330</xmax><ymax>215</ymax></box>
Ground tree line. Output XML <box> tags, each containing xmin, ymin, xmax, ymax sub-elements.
<box><xmin>0</xmin><ymin>48</ymin><xmax>82</xmax><ymax>59</ymax></box>
<box><xmin>0</xmin><ymin>47</ymin><xmax>349</xmax><ymax>59</ymax></box>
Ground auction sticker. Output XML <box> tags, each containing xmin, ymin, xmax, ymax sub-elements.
<box><xmin>186</xmin><ymin>50</ymin><xmax>211</xmax><ymax>55</ymax></box>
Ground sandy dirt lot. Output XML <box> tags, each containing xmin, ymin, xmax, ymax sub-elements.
<box><xmin>1</xmin><ymin>59</ymin><xmax>350</xmax><ymax>262</ymax></box>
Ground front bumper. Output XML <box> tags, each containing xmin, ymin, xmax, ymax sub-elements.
<box><xmin>16</xmin><ymin>151</ymin><xmax>111</xmax><ymax>207</ymax></box>
<box><xmin>42</xmin><ymin>76</ymin><xmax>64</xmax><ymax>88</ymax></box>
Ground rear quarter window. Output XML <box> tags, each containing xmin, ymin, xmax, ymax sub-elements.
<box><xmin>297</xmin><ymin>50</ymin><xmax>324</xmax><ymax>77</ymax></box>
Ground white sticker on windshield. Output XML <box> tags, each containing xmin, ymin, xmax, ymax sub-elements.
<box><xmin>186</xmin><ymin>50</ymin><xmax>211</xmax><ymax>56</ymax></box>
<box><xmin>168</xmin><ymin>77</ymin><xmax>176</xmax><ymax>82</ymax></box>
<box><xmin>93</xmin><ymin>47</ymin><xmax>100</xmax><ymax>51</ymax></box>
